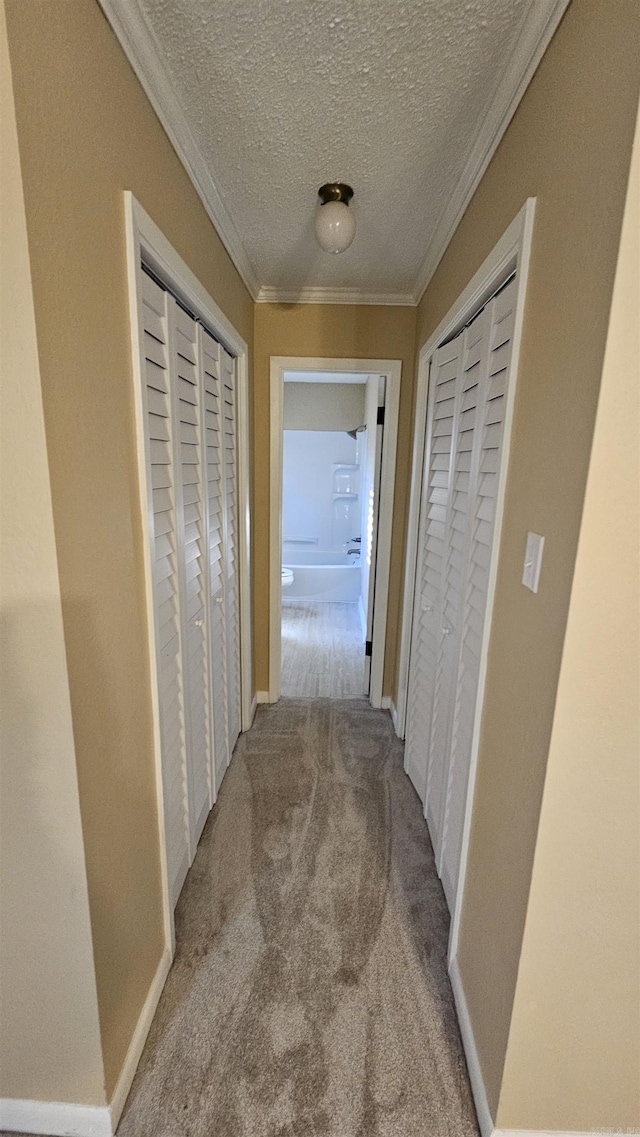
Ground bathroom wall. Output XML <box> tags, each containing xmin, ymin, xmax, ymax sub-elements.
<box><xmin>284</xmin><ymin>382</ymin><xmax>365</xmax><ymax>431</ymax></box>
<box><xmin>282</xmin><ymin>431</ymin><xmax>359</xmax><ymax>552</ymax></box>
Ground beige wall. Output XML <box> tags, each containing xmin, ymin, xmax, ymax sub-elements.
<box><xmin>254</xmin><ymin>304</ymin><xmax>416</xmax><ymax>694</ymax></box>
<box><xmin>284</xmin><ymin>382</ymin><xmax>366</xmax><ymax>431</ymax></box>
<box><xmin>414</xmin><ymin>0</ymin><xmax>640</xmax><ymax>1116</ymax></box>
<box><xmin>498</xmin><ymin>99</ymin><xmax>640</xmax><ymax>1134</ymax></box>
<box><xmin>0</xmin><ymin>0</ymin><xmax>105</xmax><ymax>1104</ymax></box>
<box><xmin>5</xmin><ymin>0</ymin><xmax>254</xmax><ymax>1098</ymax></box>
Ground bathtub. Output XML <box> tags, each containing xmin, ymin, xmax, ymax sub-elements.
<box><xmin>282</xmin><ymin>549</ymin><xmax>361</xmax><ymax>603</ymax></box>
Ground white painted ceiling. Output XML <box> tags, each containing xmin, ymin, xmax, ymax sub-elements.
<box><xmin>105</xmin><ymin>1</ymin><xmax>568</xmax><ymax>301</ymax></box>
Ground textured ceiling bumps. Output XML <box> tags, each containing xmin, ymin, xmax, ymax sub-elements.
<box><xmin>138</xmin><ymin>0</ymin><xmax>528</xmax><ymax>293</ymax></box>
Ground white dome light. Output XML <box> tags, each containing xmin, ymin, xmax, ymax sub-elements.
<box><xmin>314</xmin><ymin>183</ymin><xmax>355</xmax><ymax>254</ymax></box>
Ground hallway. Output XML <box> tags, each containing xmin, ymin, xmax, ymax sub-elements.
<box><xmin>116</xmin><ymin>700</ymin><xmax>478</xmax><ymax>1136</ymax></box>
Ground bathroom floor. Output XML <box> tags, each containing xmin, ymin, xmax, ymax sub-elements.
<box><xmin>281</xmin><ymin>602</ymin><xmax>365</xmax><ymax>698</ymax></box>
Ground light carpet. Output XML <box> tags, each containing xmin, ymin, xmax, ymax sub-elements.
<box><xmin>115</xmin><ymin>699</ymin><xmax>478</xmax><ymax>1136</ymax></box>
<box><xmin>3</xmin><ymin>700</ymin><xmax>479</xmax><ymax>1137</ymax></box>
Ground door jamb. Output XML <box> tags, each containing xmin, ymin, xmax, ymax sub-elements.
<box><xmin>268</xmin><ymin>356</ymin><xmax>402</xmax><ymax>708</ymax></box>
<box><xmin>124</xmin><ymin>192</ymin><xmax>253</xmax><ymax>951</ymax></box>
<box><xmin>395</xmin><ymin>198</ymin><xmax>536</xmax><ymax>965</ymax></box>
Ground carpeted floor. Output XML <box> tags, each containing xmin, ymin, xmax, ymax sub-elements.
<box><xmin>114</xmin><ymin>698</ymin><xmax>478</xmax><ymax>1136</ymax></box>
<box><xmin>3</xmin><ymin>701</ymin><xmax>478</xmax><ymax>1137</ymax></box>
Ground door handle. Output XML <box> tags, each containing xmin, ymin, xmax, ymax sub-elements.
<box><xmin>441</xmin><ymin>626</ymin><xmax>451</xmax><ymax>636</ymax></box>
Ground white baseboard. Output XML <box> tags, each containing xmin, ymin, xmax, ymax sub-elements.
<box><xmin>256</xmin><ymin>690</ymin><xmax>271</xmax><ymax>704</ymax></box>
<box><xmin>449</xmin><ymin>954</ymin><xmax>494</xmax><ymax>1137</ymax></box>
<box><xmin>0</xmin><ymin>949</ymin><xmax>172</xmax><ymax>1136</ymax></box>
<box><xmin>380</xmin><ymin>695</ymin><xmax>392</xmax><ymax>710</ymax></box>
<box><xmin>108</xmin><ymin>947</ymin><xmax>171</xmax><ymax>1129</ymax></box>
<box><xmin>447</xmin><ymin>959</ymin><xmax>635</xmax><ymax>1137</ymax></box>
<box><xmin>249</xmin><ymin>693</ymin><xmax>258</xmax><ymax>725</ymax></box>
<box><xmin>0</xmin><ymin>1098</ymin><xmax>112</xmax><ymax>1136</ymax></box>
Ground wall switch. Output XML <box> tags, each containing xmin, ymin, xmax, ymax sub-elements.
<box><xmin>522</xmin><ymin>532</ymin><xmax>545</xmax><ymax>593</ymax></box>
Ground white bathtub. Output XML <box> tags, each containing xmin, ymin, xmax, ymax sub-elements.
<box><xmin>282</xmin><ymin>549</ymin><xmax>360</xmax><ymax>603</ymax></box>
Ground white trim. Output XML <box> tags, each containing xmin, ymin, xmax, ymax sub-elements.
<box><xmin>0</xmin><ymin>1099</ymin><xmax>112</xmax><ymax>1137</ymax></box>
<box><xmin>0</xmin><ymin>943</ymin><xmax>169</xmax><ymax>1136</ymax></box>
<box><xmin>100</xmin><ymin>2</ymin><xmax>565</xmax><ymax>309</ymax></box>
<box><xmin>249</xmin><ymin>693</ymin><xmax>258</xmax><ymax>724</ymax></box>
<box><xmin>449</xmin><ymin>954</ymin><xmax>494</xmax><ymax>1137</ymax></box>
<box><xmin>358</xmin><ymin>595</ymin><xmax>367</xmax><ymax>640</ymax></box>
<box><xmin>256</xmin><ymin>286</ymin><xmax>415</xmax><ymax>306</ymax></box>
<box><xmin>412</xmin><ymin>0</ymin><xmax>569</xmax><ymax>303</ymax></box>
<box><xmin>108</xmin><ymin>949</ymin><xmax>171</xmax><ymax>1130</ymax></box>
<box><xmin>256</xmin><ymin>690</ymin><xmax>271</xmax><ymax>704</ymax></box>
<box><xmin>124</xmin><ymin>196</ymin><xmax>174</xmax><ymax>953</ymax></box>
<box><xmin>98</xmin><ymin>2</ymin><xmax>259</xmax><ymax>300</ymax></box>
<box><xmin>268</xmin><ymin>357</ymin><xmax>401</xmax><ymax>709</ymax></box>
<box><xmin>124</xmin><ymin>193</ymin><xmax>253</xmax><ymax>735</ymax></box>
<box><xmin>124</xmin><ymin>192</ymin><xmax>254</xmax><ymax>947</ymax></box>
<box><xmin>234</xmin><ymin>352</ymin><xmax>254</xmax><ymax>733</ymax></box>
<box><xmin>395</xmin><ymin>200</ymin><xmax>536</xmax><ymax>960</ymax></box>
<box><xmin>390</xmin><ymin>699</ymin><xmax>400</xmax><ymax>736</ymax></box>
<box><xmin>380</xmin><ymin>696</ymin><xmax>392</xmax><ymax>710</ymax></box>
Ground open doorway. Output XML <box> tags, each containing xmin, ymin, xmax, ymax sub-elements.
<box><xmin>268</xmin><ymin>357</ymin><xmax>401</xmax><ymax>707</ymax></box>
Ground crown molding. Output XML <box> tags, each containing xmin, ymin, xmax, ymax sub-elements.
<box><xmin>98</xmin><ymin>0</ymin><xmax>261</xmax><ymax>300</ymax></box>
<box><xmin>256</xmin><ymin>286</ymin><xmax>416</xmax><ymax>306</ymax></box>
<box><xmin>411</xmin><ymin>0</ymin><xmax>571</xmax><ymax>305</ymax></box>
<box><xmin>100</xmin><ymin>0</ymin><xmax>568</xmax><ymax>310</ymax></box>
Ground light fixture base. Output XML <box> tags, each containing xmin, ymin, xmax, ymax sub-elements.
<box><xmin>317</xmin><ymin>182</ymin><xmax>354</xmax><ymax>206</ymax></box>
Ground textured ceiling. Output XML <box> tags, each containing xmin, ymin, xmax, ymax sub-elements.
<box><xmin>136</xmin><ymin>0</ymin><xmax>530</xmax><ymax>296</ymax></box>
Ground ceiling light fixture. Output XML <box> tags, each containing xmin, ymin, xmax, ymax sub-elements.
<box><xmin>314</xmin><ymin>182</ymin><xmax>355</xmax><ymax>254</ymax></box>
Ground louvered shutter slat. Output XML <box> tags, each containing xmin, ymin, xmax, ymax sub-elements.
<box><xmin>141</xmin><ymin>277</ymin><xmax>190</xmax><ymax>907</ymax></box>
<box><xmin>199</xmin><ymin>325</ymin><xmax>230</xmax><ymax>793</ymax></box>
<box><xmin>174</xmin><ymin>305</ymin><xmax>212</xmax><ymax>849</ymax></box>
<box><xmin>221</xmin><ymin>347</ymin><xmax>241</xmax><ymax>754</ymax></box>
<box><xmin>439</xmin><ymin>276</ymin><xmax>518</xmax><ymax>911</ymax></box>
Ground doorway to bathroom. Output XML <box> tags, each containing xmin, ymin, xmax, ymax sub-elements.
<box><xmin>268</xmin><ymin>357</ymin><xmax>402</xmax><ymax>707</ymax></box>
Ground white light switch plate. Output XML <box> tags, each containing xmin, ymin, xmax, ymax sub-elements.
<box><xmin>522</xmin><ymin>532</ymin><xmax>545</xmax><ymax>593</ymax></box>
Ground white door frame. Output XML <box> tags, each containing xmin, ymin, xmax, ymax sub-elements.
<box><xmin>268</xmin><ymin>356</ymin><xmax>402</xmax><ymax>708</ymax></box>
<box><xmin>124</xmin><ymin>192</ymin><xmax>253</xmax><ymax>950</ymax></box>
<box><xmin>395</xmin><ymin>199</ymin><xmax>536</xmax><ymax>962</ymax></box>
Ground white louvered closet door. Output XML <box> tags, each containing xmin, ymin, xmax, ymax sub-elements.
<box><xmin>221</xmin><ymin>346</ymin><xmax>241</xmax><ymax>754</ymax></box>
<box><xmin>405</xmin><ymin>274</ymin><xmax>518</xmax><ymax>914</ymax></box>
<box><xmin>172</xmin><ymin>302</ymin><xmax>212</xmax><ymax>849</ymax></box>
<box><xmin>140</xmin><ymin>272</ymin><xmax>190</xmax><ymax>906</ymax></box>
<box><xmin>405</xmin><ymin>333</ymin><xmax>463</xmax><ymax>802</ymax></box>
<box><xmin>426</xmin><ymin>305</ymin><xmax>493</xmax><ymax>852</ymax></box>
<box><xmin>439</xmin><ymin>277</ymin><xmax>517</xmax><ymax>910</ymax></box>
<box><xmin>199</xmin><ymin>325</ymin><xmax>230</xmax><ymax>793</ymax></box>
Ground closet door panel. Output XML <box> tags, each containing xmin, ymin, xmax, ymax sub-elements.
<box><xmin>200</xmin><ymin>326</ymin><xmax>229</xmax><ymax>794</ymax></box>
<box><xmin>141</xmin><ymin>271</ymin><xmax>190</xmax><ymax>906</ymax></box>
<box><xmin>172</xmin><ymin>301</ymin><xmax>211</xmax><ymax>847</ymax></box>
<box><xmin>221</xmin><ymin>346</ymin><xmax>241</xmax><ymax>754</ymax></box>
<box><xmin>440</xmin><ymin>277</ymin><xmax>518</xmax><ymax>910</ymax></box>
<box><xmin>405</xmin><ymin>335</ymin><xmax>462</xmax><ymax>803</ymax></box>
<box><xmin>425</xmin><ymin>312</ymin><xmax>491</xmax><ymax>854</ymax></box>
